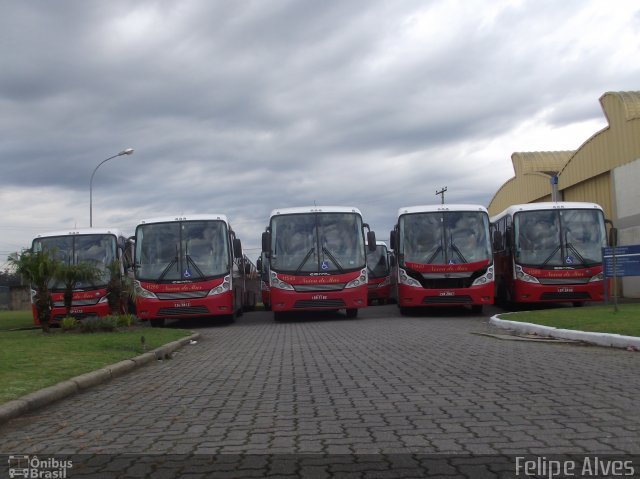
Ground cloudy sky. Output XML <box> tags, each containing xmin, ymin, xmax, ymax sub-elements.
<box><xmin>1</xmin><ymin>0</ymin><xmax>639</xmax><ymax>266</ymax></box>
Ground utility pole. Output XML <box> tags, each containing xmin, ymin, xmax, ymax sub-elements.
<box><xmin>435</xmin><ymin>187</ymin><xmax>447</xmax><ymax>205</ymax></box>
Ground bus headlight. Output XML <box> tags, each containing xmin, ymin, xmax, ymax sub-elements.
<box><xmin>472</xmin><ymin>266</ymin><xmax>494</xmax><ymax>286</ymax></box>
<box><xmin>134</xmin><ymin>281</ymin><xmax>158</xmax><ymax>299</ymax></box>
<box><xmin>209</xmin><ymin>275</ymin><xmax>231</xmax><ymax>296</ymax></box>
<box><xmin>271</xmin><ymin>272</ymin><xmax>294</xmax><ymax>291</ymax></box>
<box><xmin>515</xmin><ymin>265</ymin><xmax>540</xmax><ymax>284</ymax></box>
<box><xmin>399</xmin><ymin>268</ymin><xmax>421</xmax><ymax>287</ymax></box>
<box><xmin>589</xmin><ymin>272</ymin><xmax>604</xmax><ymax>282</ymax></box>
<box><xmin>345</xmin><ymin>269</ymin><xmax>368</xmax><ymax>289</ymax></box>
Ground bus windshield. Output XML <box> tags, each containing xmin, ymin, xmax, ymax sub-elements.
<box><xmin>135</xmin><ymin>220</ymin><xmax>230</xmax><ymax>281</ymax></box>
<box><xmin>400</xmin><ymin>211</ymin><xmax>491</xmax><ymax>265</ymax></box>
<box><xmin>514</xmin><ymin>208</ymin><xmax>606</xmax><ymax>267</ymax></box>
<box><xmin>270</xmin><ymin>213</ymin><xmax>365</xmax><ymax>274</ymax></box>
<box><xmin>33</xmin><ymin>234</ymin><xmax>117</xmax><ymax>288</ymax></box>
<box><xmin>367</xmin><ymin>244</ymin><xmax>389</xmax><ymax>278</ymax></box>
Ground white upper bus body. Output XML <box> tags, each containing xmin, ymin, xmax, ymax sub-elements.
<box><xmin>269</xmin><ymin>206</ymin><xmax>363</xmax><ymax>217</ymax></box>
<box><xmin>398</xmin><ymin>204</ymin><xmax>489</xmax><ymax>217</ymax></box>
<box><xmin>490</xmin><ymin>202</ymin><xmax>603</xmax><ymax>223</ymax></box>
<box><xmin>34</xmin><ymin>227</ymin><xmax>126</xmax><ymax>241</ymax></box>
<box><xmin>137</xmin><ymin>214</ymin><xmax>231</xmax><ymax>227</ymax></box>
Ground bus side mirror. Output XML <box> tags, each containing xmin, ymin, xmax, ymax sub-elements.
<box><xmin>389</xmin><ymin>230</ymin><xmax>396</xmax><ymax>250</ymax></box>
<box><xmin>367</xmin><ymin>231</ymin><xmax>377</xmax><ymax>251</ymax></box>
<box><xmin>256</xmin><ymin>258</ymin><xmax>262</xmax><ymax>271</ymax></box>
<box><xmin>233</xmin><ymin>238</ymin><xmax>243</xmax><ymax>259</ymax></box>
<box><xmin>262</xmin><ymin>232</ymin><xmax>271</xmax><ymax>257</ymax></box>
<box><xmin>505</xmin><ymin>226</ymin><xmax>513</xmax><ymax>249</ymax></box>
<box><xmin>492</xmin><ymin>230</ymin><xmax>503</xmax><ymax>251</ymax></box>
<box><xmin>609</xmin><ymin>227</ymin><xmax>618</xmax><ymax>247</ymax></box>
<box><xmin>389</xmin><ymin>254</ymin><xmax>396</xmax><ymax>267</ymax></box>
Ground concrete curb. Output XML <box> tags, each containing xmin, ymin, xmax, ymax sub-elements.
<box><xmin>489</xmin><ymin>314</ymin><xmax>640</xmax><ymax>349</ymax></box>
<box><xmin>0</xmin><ymin>332</ymin><xmax>200</xmax><ymax>425</ymax></box>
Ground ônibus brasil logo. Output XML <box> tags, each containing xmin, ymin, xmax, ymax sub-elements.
<box><xmin>8</xmin><ymin>455</ymin><xmax>72</xmax><ymax>479</ymax></box>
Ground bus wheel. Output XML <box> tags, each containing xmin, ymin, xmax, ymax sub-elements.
<box><xmin>345</xmin><ymin>308</ymin><xmax>358</xmax><ymax>318</ymax></box>
<box><xmin>399</xmin><ymin>306</ymin><xmax>410</xmax><ymax>316</ymax></box>
<box><xmin>150</xmin><ymin>318</ymin><xmax>165</xmax><ymax>328</ymax></box>
<box><xmin>572</xmin><ymin>301</ymin><xmax>585</xmax><ymax>307</ymax></box>
<box><xmin>274</xmin><ymin>311</ymin><xmax>286</xmax><ymax>322</ymax></box>
<box><xmin>471</xmin><ymin>305</ymin><xmax>483</xmax><ymax>314</ymax></box>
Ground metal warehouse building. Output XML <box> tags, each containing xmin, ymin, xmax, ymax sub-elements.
<box><xmin>488</xmin><ymin>90</ymin><xmax>640</xmax><ymax>297</ymax></box>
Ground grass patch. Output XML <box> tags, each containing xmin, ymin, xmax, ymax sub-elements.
<box><xmin>500</xmin><ymin>303</ymin><xmax>640</xmax><ymax>337</ymax></box>
<box><xmin>0</xmin><ymin>325</ymin><xmax>193</xmax><ymax>404</ymax></box>
<box><xmin>0</xmin><ymin>310</ymin><xmax>36</xmax><ymax>331</ymax></box>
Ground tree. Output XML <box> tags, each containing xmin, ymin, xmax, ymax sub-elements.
<box><xmin>8</xmin><ymin>249</ymin><xmax>59</xmax><ymax>333</ymax></box>
<box><xmin>55</xmin><ymin>262</ymin><xmax>103</xmax><ymax>318</ymax></box>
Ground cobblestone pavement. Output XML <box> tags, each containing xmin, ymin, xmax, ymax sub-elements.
<box><xmin>1</xmin><ymin>305</ymin><xmax>639</xmax><ymax>478</ymax></box>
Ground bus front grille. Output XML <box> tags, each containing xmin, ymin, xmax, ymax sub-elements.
<box><xmin>293</xmin><ymin>284</ymin><xmax>346</xmax><ymax>292</ymax></box>
<box><xmin>422</xmin><ymin>295</ymin><xmax>472</xmax><ymax>305</ymax></box>
<box><xmin>157</xmin><ymin>306</ymin><xmax>210</xmax><ymax>316</ymax></box>
<box><xmin>293</xmin><ymin>299</ymin><xmax>346</xmax><ymax>309</ymax></box>
<box><xmin>156</xmin><ymin>291</ymin><xmax>209</xmax><ymax>300</ymax></box>
<box><xmin>539</xmin><ymin>292</ymin><xmax>591</xmax><ymax>301</ymax></box>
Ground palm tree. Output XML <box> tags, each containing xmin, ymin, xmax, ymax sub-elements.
<box><xmin>8</xmin><ymin>249</ymin><xmax>59</xmax><ymax>333</ymax></box>
<box><xmin>55</xmin><ymin>262</ymin><xmax>103</xmax><ymax>318</ymax></box>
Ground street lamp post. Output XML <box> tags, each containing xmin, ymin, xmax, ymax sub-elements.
<box><xmin>89</xmin><ymin>148</ymin><xmax>134</xmax><ymax>227</ymax></box>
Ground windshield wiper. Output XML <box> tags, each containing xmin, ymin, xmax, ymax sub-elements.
<box><xmin>541</xmin><ymin>245</ymin><xmax>561</xmax><ymax>267</ymax></box>
<box><xmin>295</xmin><ymin>248</ymin><xmax>315</xmax><ymax>275</ymax></box>
<box><xmin>564</xmin><ymin>233</ymin><xmax>587</xmax><ymax>266</ymax></box>
<box><xmin>449</xmin><ymin>242</ymin><xmax>468</xmax><ymax>263</ymax></box>
<box><xmin>159</xmin><ymin>245</ymin><xmax>179</xmax><ymax>280</ymax></box>
<box><xmin>425</xmin><ymin>246</ymin><xmax>442</xmax><ymax>264</ymax></box>
<box><xmin>185</xmin><ymin>254</ymin><xmax>206</xmax><ymax>279</ymax></box>
<box><xmin>322</xmin><ymin>247</ymin><xmax>344</xmax><ymax>273</ymax></box>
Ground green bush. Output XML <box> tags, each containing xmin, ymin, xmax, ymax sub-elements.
<box><xmin>80</xmin><ymin>317</ymin><xmax>101</xmax><ymax>333</ymax></box>
<box><xmin>115</xmin><ymin>314</ymin><xmax>136</xmax><ymax>328</ymax></box>
<box><xmin>60</xmin><ymin>316</ymin><xmax>79</xmax><ymax>331</ymax></box>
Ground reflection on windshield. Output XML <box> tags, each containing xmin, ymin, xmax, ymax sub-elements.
<box><xmin>33</xmin><ymin>235</ymin><xmax>117</xmax><ymax>289</ymax></box>
<box><xmin>135</xmin><ymin>220</ymin><xmax>230</xmax><ymax>281</ymax></box>
<box><xmin>271</xmin><ymin>213</ymin><xmax>365</xmax><ymax>273</ymax></box>
<box><xmin>515</xmin><ymin>209</ymin><xmax>606</xmax><ymax>266</ymax></box>
<box><xmin>367</xmin><ymin>245</ymin><xmax>389</xmax><ymax>278</ymax></box>
<box><xmin>400</xmin><ymin>211</ymin><xmax>491</xmax><ymax>265</ymax></box>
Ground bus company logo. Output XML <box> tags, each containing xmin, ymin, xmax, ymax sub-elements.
<box><xmin>8</xmin><ymin>455</ymin><xmax>73</xmax><ymax>478</ymax></box>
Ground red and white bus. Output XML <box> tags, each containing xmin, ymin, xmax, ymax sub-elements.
<box><xmin>31</xmin><ymin>228</ymin><xmax>133</xmax><ymax>324</ymax></box>
<box><xmin>133</xmin><ymin>215</ymin><xmax>247</xmax><ymax>326</ymax></box>
<box><xmin>390</xmin><ymin>204</ymin><xmax>494</xmax><ymax>314</ymax></box>
<box><xmin>262</xmin><ymin>206</ymin><xmax>376</xmax><ymax>320</ymax></box>
<box><xmin>491</xmin><ymin>202</ymin><xmax>608</xmax><ymax>307</ymax></box>
<box><xmin>366</xmin><ymin>240</ymin><xmax>392</xmax><ymax>305</ymax></box>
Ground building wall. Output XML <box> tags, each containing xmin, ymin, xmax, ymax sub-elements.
<box><xmin>612</xmin><ymin>158</ymin><xmax>640</xmax><ymax>297</ymax></box>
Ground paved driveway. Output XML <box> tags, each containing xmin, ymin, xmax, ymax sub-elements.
<box><xmin>1</xmin><ymin>304</ymin><xmax>638</xmax><ymax>477</ymax></box>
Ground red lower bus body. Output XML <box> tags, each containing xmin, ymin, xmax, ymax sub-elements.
<box><xmin>32</xmin><ymin>288</ymin><xmax>112</xmax><ymax>324</ymax></box>
<box><xmin>135</xmin><ymin>278</ymin><xmax>236</xmax><ymax>321</ymax></box>
<box><xmin>503</xmin><ymin>266</ymin><xmax>605</xmax><ymax>304</ymax></box>
<box><xmin>270</xmin><ymin>270</ymin><xmax>367</xmax><ymax>313</ymax></box>
<box><xmin>396</xmin><ymin>281</ymin><xmax>494</xmax><ymax>309</ymax></box>
<box><xmin>367</xmin><ymin>277</ymin><xmax>391</xmax><ymax>304</ymax></box>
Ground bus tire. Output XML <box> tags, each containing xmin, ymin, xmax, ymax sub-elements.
<box><xmin>274</xmin><ymin>311</ymin><xmax>285</xmax><ymax>322</ymax></box>
<box><xmin>150</xmin><ymin>318</ymin><xmax>165</xmax><ymax>328</ymax></box>
<box><xmin>471</xmin><ymin>305</ymin><xmax>483</xmax><ymax>314</ymax></box>
<box><xmin>399</xmin><ymin>306</ymin><xmax>410</xmax><ymax>316</ymax></box>
<box><xmin>345</xmin><ymin>308</ymin><xmax>358</xmax><ymax>318</ymax></box>
<box><xmin>572</xmin><ymin>301</ymin><xmax>585</xmax><ymax>307</ymax></box>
